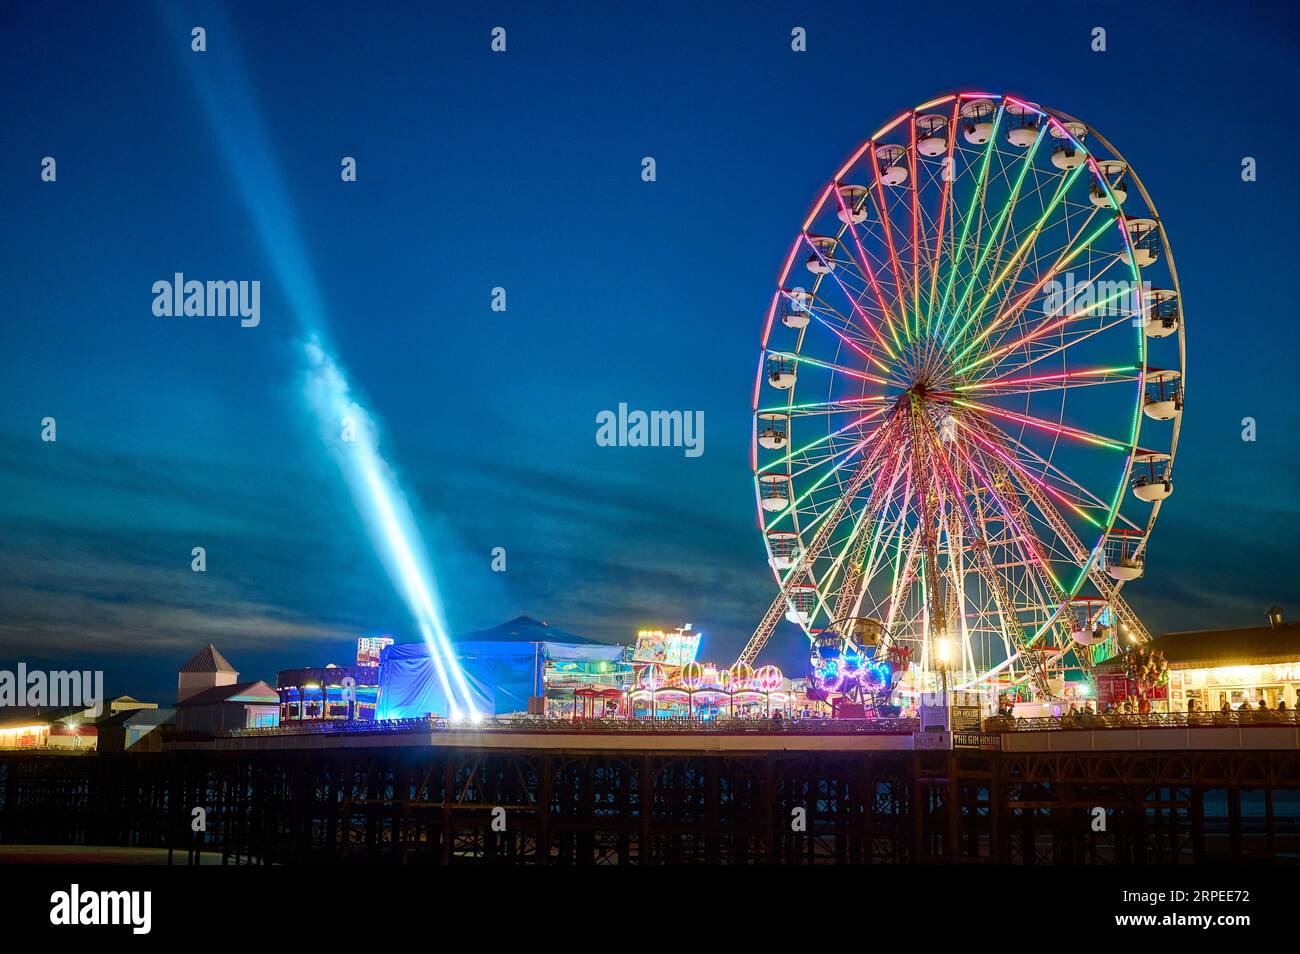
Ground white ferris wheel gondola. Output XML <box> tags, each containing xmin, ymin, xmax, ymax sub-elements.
<box><xmin>916</xmin><ymin>114</ymin><xmax>948</xmax><ymax>157</ymax></box>
<box><xmin>1049</xmin><ymin>120</ymin><xmax>1088</xmax><ymax>169</ymax></box>
<box><xmin>835</xmin><ymin>184</ymin><xmax>870</xmax><ymax>225</ymax></box>
<box><xmin>757</xmin><ymin>411</ymin><xmax>789</xmax><ymax>450</ymax></box>
<box><xmin>1090</xmin><ymin>159</ymin><xmax>1128</xmax><ymax>208</ymax></box>
<box><xmin>805</xmin><ymin>234</ymin><xmax>838</xmax><ymax>274</ymax></box>
<box><xmin>781</xmin><ymin>289</ymin><xmax>813</xmax><ymax>329</ymax></box>
<box><xmin>1005</xmin><ymin>101</ymin><xmax>1040</xmax><ymax>148</ymax></box>
<box><xmin>1143</xmin><ymin>288</ymin><xmax>1180</xmax><ymax>339</ymax></box>
<box><xmin>961</xmin><ymin>99</ymin><xmax>996</xmax><ymax>144</ymax></box>
<box><xmin>1125</xmin><ymin>218</ymin><xmax>1161</xmax><ymax>267</ymax></box>
<box><xmin>876</xmin><ymin>144</ymin><xmax>908</xmax><ymax>186</ymax></box>
<box><xmin>1143</xmin><ymin>368</ymin><xmax>1183</xmax><ymax>421</ymax></box>
<box><xmin>1131</xmin><ymin>451</ymin><xmax>1173</xmax><ymax>503</ymax></box>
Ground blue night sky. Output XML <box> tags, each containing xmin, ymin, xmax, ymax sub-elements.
<box><xmin>1</xmin><ymin>0</ymin><xmax>1297</xmax><ymax>703</ymax></box>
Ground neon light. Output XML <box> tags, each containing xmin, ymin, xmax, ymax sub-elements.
<box><xmin>956</xmin><ymin>366</ymin><xmax>1137</xmax><ymax>391</ymax></box>
<box><xmin>952</xmin><ymin>397</ymin><xmax>1128</xmax><ymax>450</ymax></box>
<box><xmin>937</xmin><ymin>104</ymin><xmax>1003</xmax><ymax>337</ymax></box>
<box><xmin>953</xmin><ymin>212</ymin><xmax>1112</xmax><ymax>362</ymax></box>
<box><xmin>826</xmin><ymin>196</ymin><xmax>906</xmax><ymax>354</ymax></box>
<box><xmin>867</xmin><ymin>142</ymin><xmax>913</xmax><ymax>339</ymax></box>
<box><xmin>765</xmin><ymin>351</ymin><xmax>891</xmax><ymax>386</ymax></box>
<box><xmin>949</xmin><ymin>122</ymin><xmax>1044</xmax><ymax>335</ymax></box>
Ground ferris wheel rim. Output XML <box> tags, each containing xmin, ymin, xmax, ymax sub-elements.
<box><xmin>750</xmin><ymin>90</ymin><xmax>1185</xmax><ymax>693</ymax></box>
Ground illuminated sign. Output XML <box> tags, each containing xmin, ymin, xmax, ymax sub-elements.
<box><xmin>633</xmin><ymin>627</ymin><xmax>702</xmax><ymax>667</ymax></box>
<box><xmin>357</xmin><ymin>636</ymin><xmax>394</xmax><ymax>667</ymax></box>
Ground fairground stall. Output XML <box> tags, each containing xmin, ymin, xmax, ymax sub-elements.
<box><xmin>1095</xmin><ymin>611</ymin><xmax>1300</xmax><ymax>713</ymax></box>
<box><xmin>377</xmin><ymin>615</ymin><xmax>628</xmax><ymax>719</ymax></box>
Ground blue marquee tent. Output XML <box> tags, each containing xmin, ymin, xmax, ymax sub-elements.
<box><xmin>376</xmin><ymin>616</ymin><xmax>624</xmax><ymax>719</ymax></box>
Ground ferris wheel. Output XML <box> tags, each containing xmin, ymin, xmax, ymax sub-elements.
<box><xmin>739</xmin><ymin>92</ymin><xmax>1186</xmax><ymax>700</ymax></box>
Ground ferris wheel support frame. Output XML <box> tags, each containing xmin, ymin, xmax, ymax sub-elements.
<box><xmin>737</xmin><ymin>419</ymin><xmax>902</xmax><ymax>667</ymax></box>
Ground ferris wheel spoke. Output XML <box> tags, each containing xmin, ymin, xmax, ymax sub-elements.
<box><xmin>962</xmin><ymin>415</ymin><xmax>1147</xmax><ymax>566</ymax></box>
<box><xmin>757</xmin><ymin>395</ymin><xmax>889</xmax><ymax>418</ymax></box>
<box><xmin>923</xmin><ymin>97</ymin><xmax>964</xmax><ymax>333</ymax></box>
<box><xmin>856</xmin><ymin>471</ymin><xmax>914</xmax><ymax>620</ymax></box>
<box><xmin>799</xmin><ymin>295</ymin><xmax>894</xmax><ymax>357</ymax></box>
<box><xmin>968</xmin><ymin>264</ymin><xmax>1139</xmax><ymax>379</ymax></box>
<box><xmin>957</xmin><ymin>365</ymin><xmax>1141</xmax><ymax>398</ymax></box>
<box><xmin>947</xmin><ymin>162</ymin><xmax>1093</xmax><ymax>355</ymax></box>
<box><xmin>759</xmin><ymin>407</ymin><xmax>890</xmax><ymax>475</ymax></box>
<box><xmin>914</xmin><ymin>399</ymin><xmax>1052</xmax><ymax>695</ymax></box>
<box><xmin>950</xmin><ymin>124</ymin><xmax>1048</xmax><ymax>334</ymax></box>
<box><xmin>963</xmin><ymin>440</ymin><xmax>1071</xmax><ymax>594</ymax></box>
<box><xmin>976</xmin><ymin>148</ymin><xmax>1067</xmax><ymax>309</ymax></box>
<box><xmin>832</xmin><ymin>188</ymin><xmax>909</xmax><ymax>352</ymax></box>
<box><xmin>765</xmin><ymin>350</ymin><xmax>891</xmax><ymax>388</ymax></box>
<box><xmin>866</xmin><ymin>143</ymin><xmax>918</xmax><ymax>337</ymax></box>
<box><xmin>952</xmin><ymin>397</ymin><xmax>1130</xmax><ymax>452</ymax></box>
<box><xmin>823</xmin><ymin>445</ymin><xmax>908</xmax><ymax>624</ymax></box>
<box><xmin>937</xmin><ymin>104</ymin><xmax>1005</xmax><ymax>332</ymax></box>
<box><xmin>906</xmin><ymin>115</ymin><xmax>924</xmax><ymax>337</ymax></box>
<box><xmin>884</xmin><ymin>532</ymin><xmax>921</xmax><ymax>638</ymax></box>
<box><xmin>767</xmin><ymin>421</ymin><xmax>900</xmax><ymax>528</ymax></box>
<box><xmin>954</xmin><ymin>212</ymin><xmax>1118</xmax><ymax>364</ymax></box>
<box><xmin>970</xmin><ymin>416</ymin><xmax>1121</xmax><ymax>522</ymax></box>
<box><xmin>800</xmin><ymin>238</ymin><xmax>901</xmax><ymax>362</ymax></box>
<box><xmin>826</xmin><ymin>441</ymin><xmax>909</xmax><ymax>623</ymax></box>
<box><xmin>802</xmin><ymin>302</ymin><xmax>897</xmax><ymax>375</ymax></box>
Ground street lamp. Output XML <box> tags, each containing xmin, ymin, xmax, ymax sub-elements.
<box><xmin>935</xmin><ymin>637</ymin><xmax>955</xmax><ymax>705</ymax></box>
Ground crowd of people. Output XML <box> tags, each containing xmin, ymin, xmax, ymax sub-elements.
<box><xmin>993</xmin><ymin>691</ymin><xmax>1294</xmax><ymax>728</ymax></box>
<box><xmin>1198</xmin><ymin>695</ymin><xmax>1289</xmax><ymax>713</ymax></box>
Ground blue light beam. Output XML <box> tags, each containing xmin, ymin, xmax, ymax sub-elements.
<box><xmin>168</xmin><ymin>10</ymin><xmax>479</xmax><ymax>718</ymax></box>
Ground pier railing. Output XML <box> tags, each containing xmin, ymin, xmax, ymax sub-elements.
<box><xmin>985</xmin><ymin>710</ymin><xmax>1300</xmax><ymax>732</ymax></box>
<box><xmin>228</xmin><ymin>715</ymin><xmax>921</xmax><ymax>738</ymax></box>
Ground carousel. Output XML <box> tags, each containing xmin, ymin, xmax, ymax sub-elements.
<box><xmin>626</xmin><ymin>661</ymin><xmax>792</xmax><ymax>719</ymax></box>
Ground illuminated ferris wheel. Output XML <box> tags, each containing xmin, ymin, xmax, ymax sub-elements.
<box><xmin>738</xmin><ymin>92</ymin><xmax>1186</xmax><ymax>700</ymax></box>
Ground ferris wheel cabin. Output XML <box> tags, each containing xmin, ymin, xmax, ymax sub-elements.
<box><xmin>836</xmin><ymin>184</ymin><xmax>870</xmax><ymax>225</ymax></box>
<box><xmin>805</xmin><ymin>234</ymin><xmax>838</xmax><ymax>274</ymax></box>
<box><xmin>766</xmin><ymin>355</ymin><xmax>797</xmax><ymax>390</ymax></box>
<box><xmin>1069</xmin><ymin>597</ymin><xmax>1114</xmax><ymax>646</ymax></box>
<box><xmin>1125</xmin><ymin>218</ymin><xmax>1161</xmax><ymax>268</ymax></box>
<box><xmin>916</xmin><ymin>114</ymin><xmax>948</xmax><ymax>156</ymax></box>
<box><xmin>1090</xmin><ymin>159</ymin><xmax>1129</xmax><ymax>208</ymax></box>
<box><xmin>1143</xmin><ymin>369</ymin><xmax>1183</xmax><ymax>421</ymax></box>
<box><xmin>1132</xmin><ymin>451</ymin><xmax>1173</xmax><ymax>502</ymax></box>
<box><xmin>1104</xmin><ymin>528</ymin><xmax>1146</xmax><ymax>582</ymax></box>
<box><xmin>839</xmin><ymin>616</ymin><xmax>885</xmax><ymax>650</ymax></box>
<box><xmin>785</xmin><ymin>583</ymin><xmax>818</xmax><ymax>626</ymax></box>
<box><xmin>876</xmin><ymin>144</ymin><xmax>908</xmax><ymax>186</ymax></box>
<box><xmin>781</xmin><ymin>289</ymin><xmax>813</xmax><ymax>329</ymax></box>
<box><xmin>757</xmin><ymin>411</ymin><xmax>789</xmax><ymax>450</ymax></box>
<box><xmin>758</xmin><ymin>473</ymin><xmax>791</xmax><ymax>512</ymax></box>
<box><xmin>1049</xmin><ymin>121</ymin><xmax>1088</xmax><ymax>169</ymax></box>
<box><xmin>765</xmin><ymin>530</ymin><xmax>801</xmax><ymax>570</ymax></box>
<box><xmin>961</xmin><ymin>99</ymin><xmax>996</xmax><ymax>144</ymax></box>
<box><xmin>1005</xmin><ymin>102</ymin><xmax>1039</xmax><ymax>147</ymax></box>
<box><xmin>1143</xmin><ymin>288</ymin><xmax>1180</xmax><ymax>339</ymax></box>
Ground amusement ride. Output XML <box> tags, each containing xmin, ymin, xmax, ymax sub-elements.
<box><xmin>739</xmin><ymin>92</ymin><xmax>1186</xmax><ymax>709</ymax></box>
